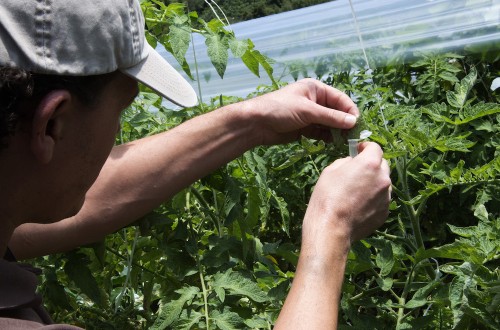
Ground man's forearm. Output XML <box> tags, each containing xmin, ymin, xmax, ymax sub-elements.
<box><xmin>274</xmin><ymin>236</ymin><xmax>350</xmax><ymax>329</ymax></box>
<box><xmin>10</xmin><ymin>102</ymin><xmax>259</xmax><ymax>259</ymax></box>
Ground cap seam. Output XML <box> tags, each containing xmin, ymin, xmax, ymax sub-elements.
<box><xmin>35</xmin><ymin>0</ymin><xmax>52</xmax><ymax>71</ymax></box>
<box><xmin>128</xmin><ymin>0</ymin><xmax>141</xmax><ymax>61</ymax></box>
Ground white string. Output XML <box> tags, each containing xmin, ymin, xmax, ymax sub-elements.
<box><xmin>347</xmin><ymin>0</ymin><xmax>389</xmax><ymax>130</ymax></box>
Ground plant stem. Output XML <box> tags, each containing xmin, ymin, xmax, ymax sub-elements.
<box><xmin>199</xmin><ymin>266</ymin><xmax>210</xmax><ymax>329</ymax></box>
<box><xmin>190</xmin><ymin>186</ymin><xmax>222</xmax><ymax>236</ymax></box>
<box><xmin>395</xmin><ymin>157</ymin><xmax>436</xmax><ymax>279</ymax></box>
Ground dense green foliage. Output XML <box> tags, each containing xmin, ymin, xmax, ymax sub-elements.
<box><xmin>31</xmin><ymin>2</ymin><xmax>499</xmax><ymax>329</ymax></box>
<box><xmin>162</xmin><ymin>0</ymin><xmax>333</xmax><ymax>23</ymax></box>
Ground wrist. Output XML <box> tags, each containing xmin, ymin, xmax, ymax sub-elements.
<box><xmin>300</xmin><ymin>231</ymin><xmax>351</xmax><ymax>265</ymax></box>
<box><xmin>220</xmin><ymin>99</ymin><xmax>263</xmax><ymax>149</ymax></box>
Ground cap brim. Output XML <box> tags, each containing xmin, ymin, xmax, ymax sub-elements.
<box><xmin>122</xmin><ymin>44</ymin><xmax>198</xmax><ymax>108</ymax></box>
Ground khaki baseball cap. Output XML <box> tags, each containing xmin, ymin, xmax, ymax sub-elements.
<box><xmin>0</xmin><ymin>0</ymin><xmax>198</xmax><ymax>107</ymax></box>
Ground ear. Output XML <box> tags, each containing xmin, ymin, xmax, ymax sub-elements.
<box><xmin>30</xmin><ymin>90</ymin><xmax>72</xmax><ymax>164</ymax></box>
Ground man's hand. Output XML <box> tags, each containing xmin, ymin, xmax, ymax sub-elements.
<box><xmin>242</xmin><ymin>78</ymin><xmax>359</xmax><ymax>146</ymax></box>
<box><xmin>303</xmin><ymin>141</ymin><xmax>391</xmax><ymax>247</ymax></box>
<box><xmin>275</xmin><ymin>142</ymin><xmax>391</xmax><ymax>329</ymax></box>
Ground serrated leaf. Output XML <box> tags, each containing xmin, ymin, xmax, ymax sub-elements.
<box><xmin>206</xmin><ymin>18</ymin><xmax>226</xmax><ymax>33</ymax></box>
<box><xmin>241</xmin><ymin>49</ymin><xmax>260</xmax><ymax>77</ymax></box>
<box><xmin>301</xmin><ymin>136</ymin><xmax>325</xmax><ymax>154</ymax></box>
<box><xmin>245</xmin><ymin>317</ymin><xmax>270</xmax><ymax>329</ymax></box>
<box><xmin>215</xmin><ymin>286</ymin><xmax>226</xmax><ymax>303</ymax></box>
<box><xmin>44</xmin><ymin>277</ymin><xmax>72</xmax><ymax>310</ymax></box>
<box><xmin>417</xmin><ymin>241</ymin><xmax>486</xmax><ymax>264</ymax></box>
<box><xmin>434</xmin><ymin>136</ymin><xmax>475</xmax><ymax>152</ymax></box>
<box><xmin>272</xmin><ymin>150</ymin><xmax>307</xmax><ymax>170</ymax></box>
<box><xmin>251</xmin><ymin>49</ymin><xmax>278</xmax><ymax>88</ymax></box>
<box><xmin>347</xmin><ymin>116</ymin><xmax>367</xmax><ymax>140</ymax></box>
<box><xmin>210</xmin><ymin>308</ymin><xmax>244</xmax><ymax>330</ymax></box>
<box><xmin>272</xmin><ymin>193</ymin><xmax>290</xmax><ymax>235</ymax></box>
<box><xmin>447</xmin><ymin>224</ymin><xmax>479</xmax><ymax>238</ymax></box>
<box><xmin>457</xmin><ymin>102</ymin><xmax>500</xmax><ymax>124</ymax></box>
<box><xmin>376</xmin><ymin>277</ymin><xmax>394</xmax><ymax>291</ymax></box>
<box><xmin>438</xmin><ymin>71</ymin><xmax>459</xmax><ymax>83</ymax></box>
<box><xmin>422</xmin><ymin>102</ymin><xmax>454</xmax><ymax>124</ymax></box>
<box><xmin>474</xmin><ymin>204</ymin><xmax>489</xmax><ymax>222</ymax></box>
<box><xmin>211</xmin><ymin>269</ymin><xmax>268</xmax><ymax>303</ymax></box>
<box><xmin>172</xmin><ymin>310</ymin><xmax>203</xmax><ymax>330</ymax></box>
<box><xmin>376</xmin><ymin>243</ymin><xmax>395</xmax><ymax>277</ymax></box>
<box><xmin>64</xmin><ymin>253</ymin><xmax>102</xmax><ymax>305</ymax></box>
<box><xmin>206</xmin><ymin>34</ymin><xmax>229</xmax><ymax>78</ymax></box>
<box><xmin>405</xmin><ymin>280</ymin><xmax>441</xmax><ymax>309</ymax></box>
<box><xmin>245</xmin><ymin>185</ymin><xmax>261</xmax><ymax>229</ymax></box>
<box><xmin>169</xmin><ymin>25</ymin><xmax>191</xmax><ymax>65</ymax></box>
<box><xmin>447</xmin><ymin>69</ymin><xmax>477</xmax><ymax>109</ymax></box>
<box><xmin>450</xmin><ymin>276</ymin><xmax>466</xmax><ymax>327</ymax></box>
<box><xmin>151</xmin><ymin>286</ymin><xmax>200</xmax><ymax>330</ymax></box>
<box><xmin>330</xmin><ymin>128</ymin><xmax>346</xmax><ymax>149</ymax></box>
<box><xmin>351</xmin><ymin>241</ymin><xmax>374</xmax><ymax>266</ymax></box>
<box><xmin>228</xmin><ymin>38</ymin><xmax>248</xmax><ymax>58</ymax></box>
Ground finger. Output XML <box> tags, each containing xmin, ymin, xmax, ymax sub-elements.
<box><xmin>315</xmin><ymin>82</ymin><xmax>360</xmax><ymax>117</ymax></box>
<box><xmin>325</xmin><ymin>90</ymin><xmax>359</xmax><ymax>117</ymax></box>
<box><xmin>304</xmin><ymin>103</ymin><xmax>359</xmax><ymax>130</ymax></box>
<box><xmin>357</xmin><ymin>142</ymin><xmax>384</xmax><ymax>160</ymax></box>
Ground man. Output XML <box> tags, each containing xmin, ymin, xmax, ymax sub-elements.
<box><xmin>0</xmin><ymin>0</ymin><xmax>391</xmax><ymax>328</ymax></box>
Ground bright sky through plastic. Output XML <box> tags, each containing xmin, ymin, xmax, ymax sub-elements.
<box><xmin>158</xmin><ymin>0</ymin><xmax>500</xmax><ymax>103</ymax></box>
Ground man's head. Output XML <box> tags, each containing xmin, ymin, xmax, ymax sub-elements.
<box><xmin>0</xmin><ymin>0</ymin><xmax>196</xmax><ymax>224</ymax></box>
<box><xmin>0</xmin><ymin>66</ymin><xmax>117</xmax><ymax>148</ymax></box>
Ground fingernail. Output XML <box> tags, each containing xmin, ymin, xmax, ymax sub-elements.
<box><xmin>345</xmin><ymin>114</ymin><xmax>357</xmax><ymax>127</ymax></box>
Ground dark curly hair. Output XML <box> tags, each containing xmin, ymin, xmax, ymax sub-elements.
<box><xmin>0</xmin><ymin>66</ymin><xmax>117</xmax><ymax>149</ymax></box>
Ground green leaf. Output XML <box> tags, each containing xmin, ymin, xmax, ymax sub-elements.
<box><xmin>474</xmin><ymin>204</ymin><xmax>489</xmax><ymax>221</ymax></box>
<box><xmin>438</xmin><ymin>71</ymin><xmax>459</xmax><ymax>83</ymax></box>
<box><xmin>447</xmin><ymin>224</ymin><xmax>479</xmax><ymax>238</ymax></box>
<box><xmin>64</xmin><ymin>253</ymin><xmax>102</xmax><ymax>305</ymax></box>
<box><xmin>151</xmin><ymin>286</ymin><xmax>200</xmax><ymax>329</ymax></box>
<box><xmin>272</xmin><ymin>193</ymin><xmax>290</xmax><ymax>235</ymax></box>
<box><xmin>245</xmin><ymin>317</ymin><xmax>270</xmax><ymax>329</ymax></box>
<box><xmin>210</xmin><ymin>308</ymin><xmax>244</xmax><ymax>330</ymax></box>
<box><xmin>434</xmin><ymin>136</ymin><xmax>475</xmax><ymax>152</ymax></box>
<box><xmin>241</xmin><ymin>49</ymin><xmax>260</xmax><ymax>77</ymax></box>
<box><xmin>447</xmin><ymin>68</ymin><xmax>477</xmax><ymax>109</ymax></box>
<box><xmin>172</xmin><ymin>310</ymin><xmax>203</xmax><ymax>330</ymax></box>
<box><xmin>347</xmin><ymin>115</ymin><xmax>367</xmax><ymax>140</ymax></box>
<box><xmin>215</xmin><ymin>286</ymin><xmax>226</xmax><ymax>303</ymax></box>
<box><xmin>228</xmin><ymin>38</ymin><xmax>248</xmax><ymax>58</ymax></box>
<box><xmin>245</xmin><ymin>185</ymin><xmax>261</xmax><ymax>229</ymax></box>
<box><xmin>450</xmin><ymin>276</ymin><xmax>466</xmax><ymax>327</ymax></box>
<box><xmin>405</xmin><ymin>280</ymin><xmax>441</xmax><ymax>309</ymax></box>
<box><xmin>206</xmin><ymin>34</ymin><xmax>229</xmax><ymax>78</ymax></box>
<box><xmin>351</xmin><ymin>241</ymin><xmax>374</xmax><ymax>267</ymax></box>
<box><xmin>376</xmin><ymin>244</ymin><xmax>395</xmax><ymax>277</ymax></box>
<box><xmin>169</xmin><ymin>25</ymin><xmax>191</xmax><ymax>65</ymax></box>
<box><xmin>418</xmin><ymin>241</ymin><xmax>486</xmax><ymax>264</ymax></box>
<box><xmin>376</xmin><ymin>277</ymin><xmax>394</xmax><ymax>291</ymax></box>
<box><xmin>211</xmin><ymin>269</ymin><xmax>268</xmax><ymax>303</ymax></box>
<box><xmin>457</xmin><ymin>102</ymin><xmax>500</xmax><ymax>124</ymax></box>
<box><xmin>272</xmin><ymin>150</ymin><xmax>307</xmax><ymax>170</ymax></box>
<box><xmin>251</xmin><ymin>49</ymin><xmax>278</xmax><ymax>88</ymax></box>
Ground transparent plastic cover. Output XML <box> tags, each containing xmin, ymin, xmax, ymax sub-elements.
<box><xmin>158</xmin><ymin>0</ymin><xmax>500</xmax><ymax>102</ymax></box>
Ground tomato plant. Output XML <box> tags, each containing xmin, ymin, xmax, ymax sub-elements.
<box><xmin>31</xmin><ymin>2</ymin><xmax>499</xmax><ymax>329</ymax></box>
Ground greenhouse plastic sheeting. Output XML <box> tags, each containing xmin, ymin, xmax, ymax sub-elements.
<box><xmin>158</xmin><ymin>0</ymin><xmax>500</xmax><ymax>103</ymax></box>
